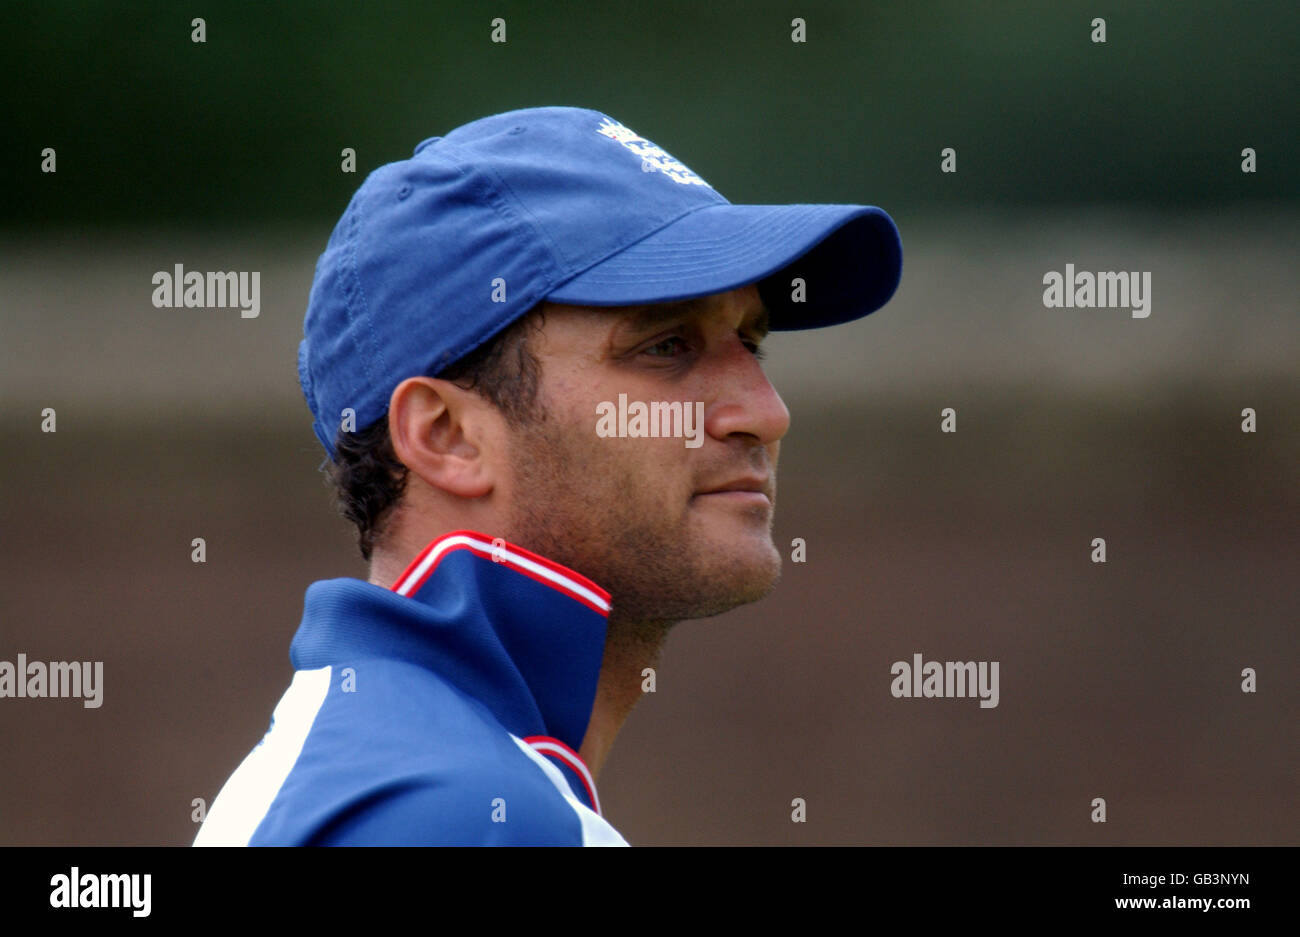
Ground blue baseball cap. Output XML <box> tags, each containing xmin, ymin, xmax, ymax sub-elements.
<box><xmin>299</xmin><ymin>105</ymin><xmax>902</xmax><ymax>458</ymax></box>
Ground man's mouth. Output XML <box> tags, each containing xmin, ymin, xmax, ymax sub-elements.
<box><xmin>692</xmin><ymin>476</ymin><xmax>774</xmax><ymax>506</ymax></box>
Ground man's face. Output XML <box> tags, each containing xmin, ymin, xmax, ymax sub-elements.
<box><xmin>499</xmin><ymin>283</ymin><xmax>790</xmax><ymax>629</ymax></box>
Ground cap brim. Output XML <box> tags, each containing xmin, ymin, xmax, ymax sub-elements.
<box><xmin>544</xmin><ymin>203</ymin><xmax>901</xmax><ymax>330</ymax></box>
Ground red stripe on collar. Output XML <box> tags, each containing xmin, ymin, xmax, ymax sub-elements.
<box><xmin>524</xmin><ymin>735</ymin><xmax>602</xmax><ymax>815</ymax></box>
<box><xmin>390</xmin><ymin>530</ymin><xmax>611</xmax><ymax>617</ymax></box>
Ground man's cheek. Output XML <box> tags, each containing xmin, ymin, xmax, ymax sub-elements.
<box><xmin>617</xmin><ymin>452</ymin><xmax>679</xmax><ymax>518</ymax></box>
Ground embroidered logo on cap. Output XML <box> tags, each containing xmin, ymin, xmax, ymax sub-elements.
<box><xmin>596</xmin><ymin>117</ymin><xmax>711</xmax><ymax>187</ymax></box>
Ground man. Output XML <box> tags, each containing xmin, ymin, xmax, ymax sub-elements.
<box><xmin>194</xmin><ymin>106</ymin><xmax>901</xmax><ymax>846</ymax></box>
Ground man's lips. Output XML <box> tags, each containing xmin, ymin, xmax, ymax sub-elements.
<box><xmin>693</xmin><ymin>477</ymin><xmax>774</xmax><ymax>505</ymax></box>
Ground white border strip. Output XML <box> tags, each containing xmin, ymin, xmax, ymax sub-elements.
<box><xmin>194</xmin><ymin>666</ymin><xmax>333</xmax><ymax>846</ymax></box>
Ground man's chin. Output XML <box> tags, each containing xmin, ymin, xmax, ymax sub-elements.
<box><xmin>690</xmin><ymin>527</ymin><xmax>783</xmax><ymax>610</ymax></box>
<box><xmin>604</xmin><ymin>525</ymin><xmax>781</xmax><ymax>625</ymax></box>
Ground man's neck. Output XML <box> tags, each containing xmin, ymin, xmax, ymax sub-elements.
<box><xmin>367</xmin><ymin>551</ymin><xmax>408</xmax><ymax>590</ymax></box>
<box><xmin>578</xmin><ymin>617</ymin><xmax>674</xmax><ymax>780</ymax></box>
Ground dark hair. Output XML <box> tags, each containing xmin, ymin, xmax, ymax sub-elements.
<box><xmin>324</xmin><ymin>306</ymin><xmax>547</xmax><ymax>561</ymax></box>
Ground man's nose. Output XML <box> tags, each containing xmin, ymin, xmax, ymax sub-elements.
<box><xmin>701</xmin><ymin>337</ymin><xmax>791</xmax><ymax>445</ymax></box>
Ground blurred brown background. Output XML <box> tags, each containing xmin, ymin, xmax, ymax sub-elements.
<box><xmin>2</xmin><ymin>1</ymin><xmax>1297</xmax><ymax>844</ymax></box>
<box><xmin>2</xmin><ymin>214</ymin><xmax>1295</xmax><ymax>845</ymax></box>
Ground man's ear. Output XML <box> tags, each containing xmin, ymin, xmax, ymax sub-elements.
<box><xmin>387</xmin><ymin>376</ymin><xmax>497</xmax><ymax>498</ymax></box>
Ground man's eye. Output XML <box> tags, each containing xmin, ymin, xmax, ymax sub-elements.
<box><xmin>643</xmin><ymin>336</ymin><xmax>689</xmax><ymax>357</ymax></box>
<box><xmin>745</xmin><ymin>340</ymin><xmax>767</xmax><ymax>360</ymax></box>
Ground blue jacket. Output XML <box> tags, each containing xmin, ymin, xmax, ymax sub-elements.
<box><xmin>194</xmin><ymin>530</ymin><xmax>628</xmax><ymax>846</ymax></box>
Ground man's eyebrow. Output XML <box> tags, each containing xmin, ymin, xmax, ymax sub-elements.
<box><xmin>618</xmin><ymin>296</ymin><xmax>771</xmax><ymax>335</ymax></box>
<box><xmin>618</xmin><ymin>297</ymin><xmax>705</xmax><ymax>331</ymax></box>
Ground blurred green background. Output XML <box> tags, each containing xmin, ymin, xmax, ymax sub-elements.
<box><xmin>6</xmin><ymin>0</ymin><xmax>1297</xmax><ymax>227</ymax></box>
<box><xmin>1</xmin><ymin>1</ymin><xmax>1296</xmax><ymax>846</ymax></box>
